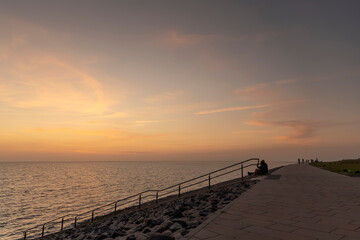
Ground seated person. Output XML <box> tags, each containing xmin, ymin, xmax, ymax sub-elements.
<box><xmin>255</xmin><ymin>160</ymin><xmax>268</xmax><ymax>175</ymax></box>
<box><xmin>248</xmin><ymin>160</ymin><xmax>268</xmax><ymax>176</ymax></box>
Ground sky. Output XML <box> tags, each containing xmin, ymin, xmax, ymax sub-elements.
<box><xmin>0</xmin><ymin>0</ymin><xmax>359</xmax><ymax>162</ymax></box>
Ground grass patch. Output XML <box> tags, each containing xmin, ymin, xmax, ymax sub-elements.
<box><xmin>311</xmin><ymin>158</ymin><xmax>360</xmax><ymax>177</ymax></box>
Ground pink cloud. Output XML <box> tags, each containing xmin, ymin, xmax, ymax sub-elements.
<box><xmin>157</xmin><ymin>27</ymin><xmax>305</xmax><ymax>48</ymax></box>
<box><xmin>234</xmin><ymin>79</ymin><xmax>299</xmax><ymax>102</ymax></box>
<box><xmin>247</xmin><ymin>120</ymin><xmax>328</xmax><ymax>144</ymax></box>
<box><xmin>158</xmin><ymin>31</ymin><xmax>209</xmax><ymax>47</ymax></box>
<box><xmin>195</xmin><ymin>104</ymin><xmax>270</xmax><ymax>115</ymax></box>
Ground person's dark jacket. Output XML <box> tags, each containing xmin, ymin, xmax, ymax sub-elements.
<box><xmin>258</xmin><ymin>162</ymin><xmax>268</xmax><ymax>175</ymax></box>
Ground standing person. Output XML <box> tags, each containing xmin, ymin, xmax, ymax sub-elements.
<box><xmin>298</xmin><ymin>158</ymin><xmax>300</xmax><ymax>164</ymax></box>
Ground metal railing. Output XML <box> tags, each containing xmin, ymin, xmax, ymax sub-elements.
<box><xmin>22</xmin><ymin>158</ymin><xmax>259</xmax><ymax>239</ymax></box>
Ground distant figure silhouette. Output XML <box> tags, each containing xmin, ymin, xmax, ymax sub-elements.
<box><xmin>302</xmin><ymin>159</ymin><xmax>304</xmax><ymax>164</ymax></box>
<box><xmin>255</xmin><ymin>160</ymin><xmax>268</xmax><ymax>175</ymax></box>
<box><xmin>298</xmin><ymin>158</ymin><xmax>300</xmax><ymax>164</ymax></box>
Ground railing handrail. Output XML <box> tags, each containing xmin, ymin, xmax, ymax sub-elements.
<box><xmin>23</xmin><ymin>158</ymin><xmax>259</xmax><ymax>238</ymax></box>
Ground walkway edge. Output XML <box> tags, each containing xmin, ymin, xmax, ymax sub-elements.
<box><xmin>181</xmin><ymin>166</ymin><xmax>285</xmax><ymax>240</ymax></box>
<box><xmin>181</xmin><ymin>176</ymin><xmax>267</xmax><ymax>240</ymax></box>
<box><xmin>181</xmin><ymin>188</ymin><xmax>241</xmax><ymax>240</ymax></box>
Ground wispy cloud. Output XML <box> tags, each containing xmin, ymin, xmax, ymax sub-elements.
<box><xmin>157</xmin><ymin>28</ymin><xmax>293</xmax><ymax>48</ymax></box>
<box><xmin>272</xmin><ymin>120</ymin><xmax>327</xmax><ymax>143</ymax></box>
<box><xmin>246</xmin><ymin>120</ymin><xmax>327</xmax><ymax>143</ymax></box>
<box><xmin>235</xmin><ymin>83</ymin><xmax>269</xmax><ymax>94</ymax></box>
<box><xmin>133</xmin><ymin>120</ymin><xmax>160</xmax><ymax>126</ymax></box>
<box><xmin>0</xmin><ymin>34</ymin><xmax>28</xmax><ymax>60</ymax></box>
<box><xmin>196</xmin><ymin>99</ymin><xmax>303</xmax><ymax>115</ymax></box>
<box><xmin>0</xmin><ymin>56</ymin><xmax>110</xmax><ymax>114</ymax></box>
<box><xmin>234</xmin><ymin>79</ymin><xmax>299</xmax><ymax>103</ymax></box>
<box><xmin>195</xmin><ymin>104</ymin><xmax>269</xmax><ymax>115</ymax></box>
<box><xmin>0</xmin><ymin>47</ymin><xmax>111</xmax><ymax>114</ymax></box>
<box><xmin>158</xmin><ymin>31</ymin><xmax>207</xmax><ymax>47</ymax></box>
<box><xmin>0</xmin><ymin>16</ymin><xmax>114</xmax><ymax>115</ymax></box>
<box><xmin>244</xmin><ymin>120</ymin><xmax>270</xmax><ymax>126</ymax></box>
<box><xmin>102</xmin><ymin>112</ymin><xmax>129</xmax><ymax>119</ymax></box>
<box><xmin>235</xmin><ymin>79</ymin><xmax>298</xmax><ymax>94</ymax></box>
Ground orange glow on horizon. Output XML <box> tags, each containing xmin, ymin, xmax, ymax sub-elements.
<box><xmin>1</xmin><ymin>9</ymin><xmax>360</xmax><ymax>162</ymax></box>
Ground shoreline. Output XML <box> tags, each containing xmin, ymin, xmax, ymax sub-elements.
<box><xmin>39</xmin><ymin>177</ymin><xmax>259</xmax><ymax>240</ymax></box>
<box><xmin>31</xmin><ymin>166</ymin><xmax>281</xmax><ymax>240</ymax></box>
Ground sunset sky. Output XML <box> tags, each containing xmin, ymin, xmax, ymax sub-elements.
<box><xmin>1</xmin><ymin>1</ymin><xmax>359</xmax><ymax>162</ymax></box>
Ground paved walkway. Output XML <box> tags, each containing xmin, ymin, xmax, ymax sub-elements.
<box><xmin>184</xmin><ymin>164</ymin><xmax>360</xmax><ymax>240</ymax></box>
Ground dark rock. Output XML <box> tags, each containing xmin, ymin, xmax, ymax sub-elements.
<box><xmin>164</xmin><ymin>209</ymin><xmax>173</xmax><ymax>216</ymax></box>
<box><xmin>134</xmin><ymin>224</ymin><xmax>145</xmax><ymax>232</ymax></box>
<box><xmin>95</xmin><ymin>234</ymin><xmax>107</xmax><ymax>240</ymax></box>
<box><xmin>172</xmin><ymin>219</ymin><xmax>187</xmax><ymax>227</ymax></box>
<box><xmin>187</xmin><ymin>220</ymin><xmax>200</xmax><ymax>229</ymax></box>
<box><xmin>148</xmin><ymin>234</ymin><xmax>175</xmax><ymax>240</ymax></box>
<box><xmin>135</xmin><ymin>217</ymin><xmax>144</xmax><ymax>224</ymax></box>
<box><xmin>199</xmin><ymin>210</ymin><xmax>209</xmax><ymax>216</ymax></box>
<box><xmin>126</xmin><ymin>234</ymin><xmax>136</xmax><ymax>240</ymax></box>
<box><xmin>71</xmin><ymin>234</ymin><xmax>79</xmax><ymax>238</ymax></box>
<box><xmin>83</xmin><ymin>225</ymin><xmax>93</xmax><ymax>232</ymax></box>
<box><xmin>134</xmin><ymin>232</ymin><xmax>148</xmax><ymax>240</ymax></box>
<box><xmin>211</xmin><ymin>206</ymin><xmax>218</xmax><ymax>212</ymax></box>
<box><xmin>143</xmin><ymin>227</ymin><xmax>151</xmax><ymax>233</ymax></box>
<box><xmin>145</xmin><ymin>218</ymin><xmax>159</xmax><ymax>227</ymax></box>
<box><xmin>162</xmin><ymin>230</ymin><xmax>172</xmax><ymax>236</ymax></box>
<box><xmin>123</xmin><ymin>223</ymin><xmax>136</xmax><ymax>230</ymax></box>
<box><xmin>170</xmin><ymin>210</ymin><xmax>183</xmax><ymax>218</ymax></box>
<box><xmin>111</xmin><ymin>230</ymin><xmax>126</xmax><ymax>238</ymax></box>
<box><xmin>176</xmin><ymin>203</ymin><xmax>188</xmax><ymax>212</ymax></box>
<box><xmin>99</xmin><ymin>225</ymin><xmax>110</xmax><ymax>233</ymax></box>
<box><xmin>157</xmin><ymin>220</ymin><xmax>173</xmax><ymax>233</ymax></box>
<box><xmin>169</xmin><ymin>223</ymin><xmax>182</xmax><ymax>232</ymax></box>
<box><xmin>181</xmin><ymin>229</ymin><xmax>189</xmax><ymax>236</ymax></box>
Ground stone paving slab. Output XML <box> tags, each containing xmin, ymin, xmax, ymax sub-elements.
<box><xmin>183</xmin><ymin>164</ymin><xmax>360</xmax><ymax>240</ymax></box>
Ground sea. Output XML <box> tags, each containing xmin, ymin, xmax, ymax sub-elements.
<box><xmin>0</xmin><ymin>160</ymin><xmax>291</xmax><ymax>239</ymax></box>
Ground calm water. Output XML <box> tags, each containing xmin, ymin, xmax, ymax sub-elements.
<box><xmin>0</xmin><ymin>160</ymin><xmax>289</xmax><ymax>239</ymax></box>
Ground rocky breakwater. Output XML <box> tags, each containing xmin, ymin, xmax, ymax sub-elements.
<box><xmin>43</xmin><ymin>180</ymin><xmax>257</xmax><ymax>240</ymax></box>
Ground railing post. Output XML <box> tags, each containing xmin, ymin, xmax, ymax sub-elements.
<box><xmin>208</xmin><ymin>174</ymin><xmax>211</xmax><ymax>190</ymax></box>
<box><xmin>114</xmin><ymin>203</ymin><xmax>117</xmax><ymax>216</ymax></box>
<box><xmin>156</xmin><ymin>191</ymin><xmax>159</xmax><ymax>203</ymax></box>
<box><xmin>178</xmin><ymin>184</ymin><xmax>181</xmax><ymax>198</ymax></box>
<box><xmin>91</xmin><ymin>210</ymin><xmax>94</xmax><ymax>222</ymax></box>
<box><xmin>241</xmin><ymin>164</ymin><xmax>243</xmax><ymax>180</ymax></box>
<box><xmin>139</xmin><ymin>194</ymin><xmax>141</xmax><ymax>209</ymax></box>
<box><xmin>74</xmin><ymin>216</ymin><xmax>77</xmax><ymax>228</ymax></box>
<box><xmin>23</xmin><ymin>231</ymin><xmax>26</xmax><ymax>240</ymax></box>
<box><xmin>42</xmin><ymin>224</ymin><xmax>45</xmax><ymax>237</ymax></box>
<box><xmin>61</xmin><ymin>217</ymin><xmax>64</xmax><ymax>231</ymax></box>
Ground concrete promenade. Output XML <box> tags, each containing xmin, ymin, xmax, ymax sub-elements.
<box><xmin>185</xmin><ymin>164</ymin><xmax>360</xmax><ymax>240</ymax></box>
